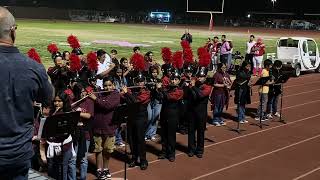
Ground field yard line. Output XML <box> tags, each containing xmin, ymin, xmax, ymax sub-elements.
<box><xmin>229</xmin><ymin>88</ymin><xmax>320</xmax><ymax>110</ymax></box>
<box><xmin>111</xmin><ymin>111</ymin><xmax>320</xmax><ymax>175</ymax></box>
<box><xmin>292</xmin><ymin>166</ymin><xmax>320</xmax><ymax>180</ymax></box>
<box><xmin>191</xmin><ymin>134</ymin><xmax>320</xmax><ymax>180</ymax></box>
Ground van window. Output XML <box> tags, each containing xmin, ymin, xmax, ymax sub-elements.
<box><xmin>278</xmin><ymin>39</ymin><xmax>299</xmax><ymax>47</ymax></box>
<box><xmin>307</xmin><ymin>40</ymin><xmax>317</xmax><ymax>56</ymax></box>
<box><xmin>302</xmin><ymin>41</ymin><xmax>308</xmax><ymax>53</ymax></box>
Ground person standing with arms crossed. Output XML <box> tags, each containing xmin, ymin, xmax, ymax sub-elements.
<box><xmin>0</xmin><ymin>7</ymin><xmax>53</xmax><ymax>180</ymax></box>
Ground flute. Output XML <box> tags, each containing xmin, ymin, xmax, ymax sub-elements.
<box><xmin>71</xmin><ymin>90</ymin><xmax>113</xmax><ymax>107</ymax></box>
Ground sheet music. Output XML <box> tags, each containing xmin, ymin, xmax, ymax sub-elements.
<box><xmin>37</xmin><ymin>117</ymin><xmax>47</xmax><ymax>139</ymax></box>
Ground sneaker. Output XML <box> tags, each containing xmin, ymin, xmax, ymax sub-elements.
<box><xmin>239</xmin><ymin>120</ymin><xmax>245</xmax><ymax>124</ymax></box>
<box><xmin>243</xmin><ymin>120</ymin><xmax>249</xmax><ymax>123</ymax></box>
<box><xmin>255</xmin><ymin>117</ymin><xmax>261</xmax><ymax>121</ymax></box>
<box><xmin>213</xmin><ymin>122</ymin><xmax>221</xmax><ymax>127</ymax></box>
<box><xmin>118</xmin><ymin>142</ymin><xmax>125</xmax><ymax>147</ymax></box>
<box><xmin>266</xmin><ymin>114</ymin><xmax>273</xmax><ymax>119</ymax></box>
<box><xmin>220</xmin><ymin>121</ymin><xmax>226</xmax><ymax>126</ymax></box>
<box><xmin>96</xmin><ymin>169</ymin><xmax>106</xmax><ymax>180</ymax></box>
<box><xmin>145</xmin><ymin>137</ymin><xmax>150</xmax><ymax>141</ymax></box>
<box><xmin>140</xmin><ymin>161</ymin><xmax>148</xmax><ymax>170</ymax></box>
<box><xmin>196</xmin><ymin>154</ymin><xmax>203</xmax><ymax>158</ymax></box>
<box><xmin>274</xmin><ymin>112</ymin><xmax>281</xmax><ymax>118</ymax></box>
<box><xmin>103</xmin><ymin>169</ymin><xmax>111</xmax><ymax>180</ymax></box>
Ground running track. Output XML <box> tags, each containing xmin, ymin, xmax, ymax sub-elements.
<box><xmin>87</xmin><ymin>73</ymin><xmax>320</xmax><ymax>180</ymax></box>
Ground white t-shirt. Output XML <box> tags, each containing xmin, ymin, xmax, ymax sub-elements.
<box><xmin>246</xmin><ymin>41</ymin><xmax>256</xmax><ymax>54</ymax></box>
<box><xmin>96</xmin><ymin>54</ymin><xmax>112</xmax><ymax>89</ymax></box>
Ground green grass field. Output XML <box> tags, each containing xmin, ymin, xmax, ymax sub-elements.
<box><xmin>15</xmin><ymin>19</ymin><xmax>320</xmax><ymax>69</ymax></box>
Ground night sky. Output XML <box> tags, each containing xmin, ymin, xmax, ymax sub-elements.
<box><xmin>1</xmin><ymin>0</ymin><xmax>319</xmax><ymax>15</ymax></box>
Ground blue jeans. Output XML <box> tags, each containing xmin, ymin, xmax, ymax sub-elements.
<box><xmin>69</xmin><ymin>140</ymin><xmax>90</xmax><ymax>180</ymax></box>
<box><xmin>227</xmin><ymin>53</ymin><xmax>232</xmax><ymax>69</ymax></box>
<box><xmin>48</xmin><ymin>147</ymin><xmax>74</xmax><ymax>180</ymax></box>
<box><xmin>212</xmin><ymin>94</ymin><xmax>225</xmax><ymax>123</ymax></box>
<box><xmin>115</xmin><ymin>128</ymin><xmax>123</xmax><ymax>144</ymax></box>
<box><xmin>0</xmin><ymin>159</ymin><xmax>31</xmax><ymax>180</ymax></box>
<box><xmin>146</xmin><ymin>100</ymin><xmax>162</xmax><ymax>138</ymax></box>
<box><xmin>257</xmin><ymin>93</ymin><xmax>268</xmax><ymax>118</ymax></box>
<box><xmin>267</xmin><ymin>94</ymin><xmax>280</xmax><ymax>114</ymax></box>
<box><xmin>237</xmin><ymin>104</ymin><xmax>246</xmax><ymax>121</ymax></box>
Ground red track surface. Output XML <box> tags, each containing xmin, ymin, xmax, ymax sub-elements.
<box><xmin>85</xmin><ymin>73</ymin><xmax>320</xmax><ymax>180</ymax></box>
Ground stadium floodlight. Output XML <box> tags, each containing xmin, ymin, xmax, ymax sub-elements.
<box><xmin>247</xmin><ymin>14</ymin><xmax>251</xmax><ymax>18</ymax></box>
<box><xmin>150</xmin><ymin>13</ymin><xmax>155</xmax><ymax>18</ymax></box>
<box><xmin>158</xmin><ymin>14</ymin><xmax>163</xmax><ymax>18</ymax></box>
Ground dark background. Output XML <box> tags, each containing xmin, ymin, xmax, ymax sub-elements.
<box><xmin>0</xmin><ymin>0</ymin><xmax>318</xmax><ymax>15</ymax></box>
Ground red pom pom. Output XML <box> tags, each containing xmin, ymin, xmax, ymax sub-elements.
<box><xmin>161</xmin><ymin>47</ymin><xmax>172</xmax><ymax>64</ymax></box>
<box><xmin>180</xmin><ymin>40</ymin><xmax>190</xmax><ymax>50</ymax></box>
<box><xmin>27</xmin><ymin>48</ymin><xmax>42</xmax><ymax>64</ymax></box>
<box><xmin>184</xmin><ymin>47</ymin><xmax>194</xmax><ymax>65</ymax></box>
<box><xmin>86</xmin><ymin>51</ymin><xmax>98</xmax><ymax>71</ymax></box>
<box><xmin>197</xmin><ymin>47</ymin><xmax>211</xmax><ymax>67</ymax></box>
<box><xmin>67</xmin><ymin>35</ymin><xmax>81</xmax><ymax>49</ymax></box>
<box><xmin>130</xmin><ymin>53</ymin><xmax>145</xmax><ymax>71</ymax></box>
<box><xmin>69</xmin><ymin>53</ymin><xmax>81</xmax><ymax>72</ymax></box>
<box><xmin>172</xmin><ymin>51</ymin><xmax>184</xmax><ymax>69</ymax></box>
<box><xmin>47</xmin><ymin>43</ymin><xmax>59</xmax><ymax>54</ymax></box>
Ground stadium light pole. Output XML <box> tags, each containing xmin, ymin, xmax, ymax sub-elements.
<box><xmin>271</xmin><ymin>0</ymin><xmax>277</xmax><ymax>8</ymax></box>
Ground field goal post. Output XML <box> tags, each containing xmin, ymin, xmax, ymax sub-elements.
<box><xmin>186</xmin><ymin>0</ymin><xmax>225</xmax><ymax>31</ymax></box>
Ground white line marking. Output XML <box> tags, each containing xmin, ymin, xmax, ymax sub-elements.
<box><xmin>111</xmin><ymin>112</ymin><xmax>320</xmax><ymax>175</ymax></box>
<box><xmin>229</xmin><ymin>88</ymin><xmax>320</xmax><ymax>110</ymax></box>
<box><xmin>191</xmin><ymin>134</ymin><xmax>320</xmax><ymax>180</ymax></box>
<box><xmin>292</xmin><ymin>166</ymin><xmax>320</xmax><ymax>180</ymax></box>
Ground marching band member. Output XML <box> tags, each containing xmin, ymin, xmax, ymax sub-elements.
<box><xmin>70</xmin><ymin>84</ymin><xmax>95</xmax><ymax>180</ymax></box>
<box><xmin>47</xmin><ymin>43</ymin><xmax>70</xmax><ymax>92</ymax></box>
<box><xmin>89</xmin><ymin>77</ymin><xmax>120</xmax><ymax>180</ymax></box>
<box><xmin>40</xmin><ymin>92</ymin><xmax>75</xmax><ymax>180</ymax></box>
<box><xmin>123</xmin><ymin>53</ymin><xmax>150</xmax><ymax>170</ymax></box>
<box><xmin>158</xmin><ymin>51</ymin><xmax>184</xmax><ymax>162</ymax></box>
<box><xmin>161</xmin><ymin>47</ymin><xmax>173</xmax><ymax>89</ymax></box>
<box><xmin>187</xmin><ymin>47</ymin><xmax>212</xmax><ymax>158</ymax></box>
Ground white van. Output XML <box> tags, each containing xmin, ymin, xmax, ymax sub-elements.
<box><xmin>276</xmin><ymin>37</ymin><xmax>320</xmax><ymax>76</ymax></box>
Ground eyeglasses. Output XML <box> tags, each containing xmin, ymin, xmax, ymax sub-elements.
<box><xmin>10</xmin><ymin>24</ymin><xmax>18</xmax><ymax>31</ymax></box>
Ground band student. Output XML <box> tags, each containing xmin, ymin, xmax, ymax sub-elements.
<box><xmin>158</xmin><ymin>69</ymin><xmax>184</xmax><ymax>162</ymax></box>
